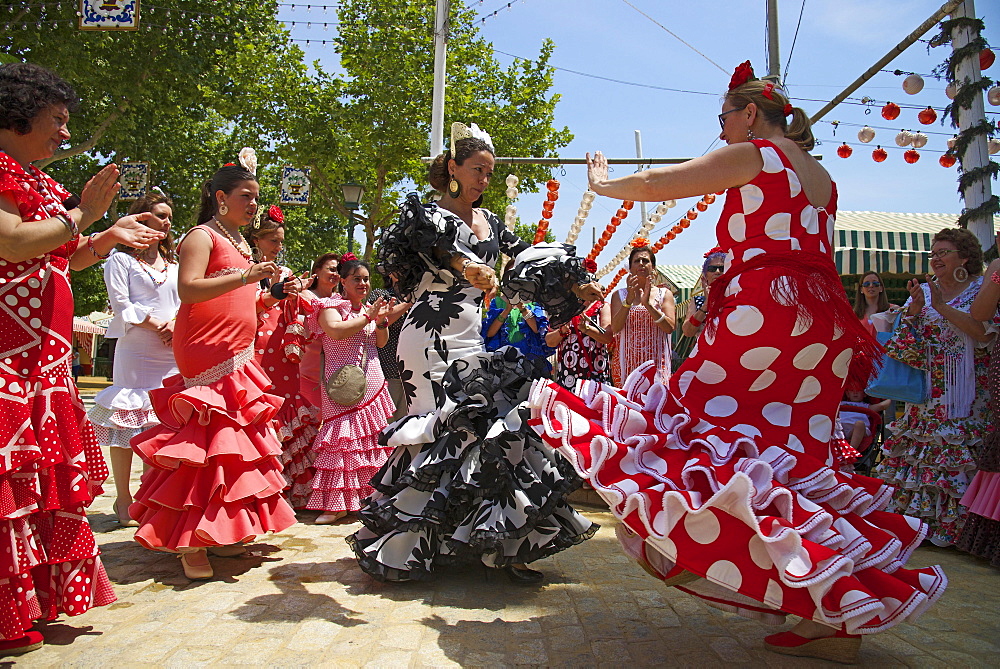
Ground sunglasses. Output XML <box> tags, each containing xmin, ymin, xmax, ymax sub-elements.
<box><xmin>861</xmin><ymin>281</ymin><xmax>881</xmax><ymax>288</ymax></box>
<box><xmin>718</xmin><ymin>106</ymin><xmax>747</xmax><ymax>130</ymax></box>
<box><xmin>705</xmin><ymin>265</ymin><xmax>724</xmax><ymax>273</ymax></box>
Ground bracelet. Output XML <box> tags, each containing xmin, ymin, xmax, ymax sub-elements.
<box><xmin>992</xmin><ymin>271</ymin><xmax>1000</xmax><ymax>286</ymax></box>
<box><xmin>623</xmin><ymin>302</ymin><xmax>633</xmax><ymax>309</ymax></box>
<box><xmin>655</xmin><ymin>312</ymin><xmax>669</xmax><ymax>324</ymax></box>
<box><xmin>55</xmin><ymin>212</ymin><xmax>78</xmax><ymax>238</ymax></box>
<box><xmin>241</xmin><ymin>268</ymin><xmax>251</xmax><ymax>285</ymax></box>
<box><xmin>460</xmin><ymin>259</ymin><xmax>474</xmax><ymax>280</ymax></box>
<box><xmin>362</xmin><ymin>313</ymin><xmax>374</xmax><ymax>323</ymax></box>
<box><xmin>87</xmin><ymin>231</ymin><xmax>112</xmax><ymax>259</ymax></box>
<box><xmin>376</xmin><ymin>321</ymin><xmax>389</xmax><ymax>330</ymax></box>
<box><xmin>687</xmin><ymin>314</ymin><xmax>704</xmax><ymax>327</ymax></box>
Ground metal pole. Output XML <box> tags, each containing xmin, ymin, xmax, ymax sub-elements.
<box><xmin>347</xmin><ymin>212</ymin><xmax>355</xmax><ymax>253</ymax></box>
<box><xmin>764</xmin><ymin>0</ymin><xmax>781</xmax><ymax>85</ymax></box>
<box><xmin>951</xmin><ymin>0</ymin><xmax>994</xmax><ymax>243</ymax></box>
<box><xmin>810</xmin><ymin>0</ymin><xmax>964</xmax><ymax>123</ymax></box>
<box><xmin>429</xmin><ymin>0</ymin><xmax>450</xmax><ymax>157</ymax></box>
<box><xmin>634</xmin><ymin>130</ymin><xmax>647</xmax><ymax>224</ymax></box>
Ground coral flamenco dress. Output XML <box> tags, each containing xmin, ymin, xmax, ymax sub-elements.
<box><xmin>529</xmin><ymin>140</ymin><xmax>947</xmax><ymax>634</ymax></box>
<box><xmin>255</xmin><ymin>273</ymin><xmax>319</xmax><ymax>509</ymax></box>
<box><xmin>0</xmin><ymin>152</ymin><xmax>115</xmax><ymax>639</ymax></box>
<box><xmin>129</xmin><ymin>225</ymin><xmax>296</xmax><ymax>550</ymax></box>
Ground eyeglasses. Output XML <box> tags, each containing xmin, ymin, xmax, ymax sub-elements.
<box><xmin>861</xmin><ymin>281</ymin><xmax>881</xmax><ymax>288</ymax></box>
<box><xmin>926</xmin><ymin>249</ymin><xmax>959</xmax><ymax>260</ymax></box>
<box><xmin>718</xmin><ymin>106</ymin><xmax>747</xmax><ymax>130</ymax></box>
<box><xmin>705</xmin><ymin>265</ymin><xmax>724</xmax><ymax>273</ymax></box>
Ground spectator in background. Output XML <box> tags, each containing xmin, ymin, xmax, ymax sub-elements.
<box><xmin>853</xmin><ymin>271</ymin><xmax>894</xmax><ymax>335</ymax></box>
<box><xmin>681</xmin><ymin>246</ymin><xmax>725</xmax><ymax>338</ymax></box>
<box><xmin>299</xmin><ymin>252</ymin><xmax>341</xmax><ymax>409</ymax></box>
<box><xmin>368</xmin><ymin>276</ymin><xmax>412</xmax><ymax>422</ymax></box>
<box><xmin>876</xmin><ymin>228</ymin><xmax>996</xmax><ymax>546</ymax></box>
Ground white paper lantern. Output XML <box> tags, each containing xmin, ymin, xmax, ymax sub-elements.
<box><xmin>505</xmin><ymin>174</ymin><xmax>519</xmax><ymax>188</ymax></box>
<box><xmin>664</xmin><ymin>200</ymin><xmax>676</xmax><ymax>209</ymax></box>
<box><xmin>857</xmin><ymin>125</ymin><xmax>875</xmax><ymax>143</ymax></box>
<box><xmin>945</xmin><ymin>82</ymin><xmax>958</xmax><ymax>100</ymax></box>
<box><xmin>989</xmin><ymin>138</ymin><xmax>1000</xmax><ymax>155</ymax></box>
<box><xmin>582</xmin><ymin>190</ymin><xmax>596</xmax><ymax>203</ymax></box>
<box><xmin>580</xmin><ymin>200</ymin><xmax>592</xmax><ymax>212</ymax></box>
<box><xmin>655</xmin><ymin>203</ymin><xmax>668</xmax><ymax>215</ymax></box>
<box><xmin>506</xmin><ymin>204</ymin><xmax>517</xmax><ymax>216</ymax></box>
<box><xmin>911</xmin><ymin>132</ymin><xmax>928</xmax><ymax>149</ymax></box>
<box><xmin>988</xmin><ymin>86</ymin><xmax>1000</xmax><ymax>106</ymax></box>
<box><xmin>895</xmin><ymin>131</ymin><xmax>913</xmax><ymax>147</ymax></box>
<box><xmin>505</xmin><ymin>187</ymin><xmax>517</xmax><ymax>198</ymax></box>
<box><xmin>902</xmin><ymin>74</ymin><xmax>924</xmax><ymax>95</ymax></box>
<box><xmin>947</xmin><ymin>135</ymin><xmax>958</xmax><ymax>150</ymax></box>
<box><xmin>649</xmin><ymin>213</ymin><xmax>662</xmax><ymax>224</ymax></box>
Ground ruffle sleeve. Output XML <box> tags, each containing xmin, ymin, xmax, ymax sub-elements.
<box><xmin>0</xmin><ymin>171</ymin><xmax>44</xmax><ymax>215</ymax></box>
<box><xmin>501</xmin><ymin>243</ymin><xmax>595</xmax><ymax>328</ymax></box>
<box><xmin>305</xmin><ymin>296</ymin><xmax>354</xmax><ymax>334</ymax></box>
<box><xmin>376</xmin><ymin>192</ymin><xmax>484</xmax><ymax>301</ymax></box>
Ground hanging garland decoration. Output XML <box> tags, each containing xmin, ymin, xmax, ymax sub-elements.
<box><xmin>594</xmin><ymin>200</ymin><xmax>675</xmax><ymax>280</ymax></box>
<box><xmin>586</xmin><ymin>200</ymin><xmax>633</xmax><ymax>261</ymax></box>
<box><xmin>929</xmin><ymin>16</ymin><xmax>999</xmax><ymax>229</ymax></box>
<box><xmin>533</xmin><ymin>179</ymin><xmax>560</xmax><ymax>244</ymax></box>
<box><xmin>504</xmin><ymin>175</ymin><xmax>520</xmax><ymax>231</ymax></box>
<box><xmin>604</xmin><ymin>267</ymin><xmax>629</xmax><ymax>295</ymax></box>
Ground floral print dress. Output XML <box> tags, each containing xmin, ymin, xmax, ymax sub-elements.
<box><xmin>876</xmin><ymin>278</ymin><xmax>995</xmax><ymax>546</ymax></box>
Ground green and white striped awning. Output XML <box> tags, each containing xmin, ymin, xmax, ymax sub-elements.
<box><xmin>833</xmin><ymin>211</ymin><xmax>1000</xmax><ymax>276</ymax></box>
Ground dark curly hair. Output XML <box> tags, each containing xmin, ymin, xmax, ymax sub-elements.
<box><xmin>933</xmin><ymin>227</ymin><xmax>983</xmax><ymax>276</ymax></box>
<box><xmin>0</xmin><ymin>62</ymin><xmax>80</xmax><ymax>135</ymax></box>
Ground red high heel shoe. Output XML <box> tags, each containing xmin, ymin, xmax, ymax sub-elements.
<box><xmin>764</xmin><ymin>628</ymin><xmax>861</xmax><ymax>664</ymax></box>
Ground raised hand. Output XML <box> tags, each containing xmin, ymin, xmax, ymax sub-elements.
<box><xmin>78</xmin><ymin>164</ymin><xmax>122</xmax><ymax>227</ymax></box>
<box><xmin>586</xmin><ymin>151</ymin><xmax>609</xmax><ymax>193</ymax></box>
<box><xmin>108</xmin><ymin>212</ymin><xmax>166</xmax><ymax>249</ymax></box>
<box><xmin>906</xmin><ymin>277</ymin><xmax>925</xmax><ymax>315</ymax></box>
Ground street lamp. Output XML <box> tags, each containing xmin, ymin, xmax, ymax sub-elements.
<box><xmin>341</xmin><ymin>181</ymin><xmax>365</xmax><ymax>253</ymax></box>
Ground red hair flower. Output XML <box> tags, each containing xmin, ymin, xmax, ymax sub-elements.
<box><xmin>339</xmin><ymin>252</ymin><xmax>358</xmax><ymax>264</ymax></box>
<box><xmin>223</xmin><ymin>162</ymin><xmax>236</xmax><ymax>167</ymax></box>
<box><xmin>728</xmin><ymin>61</ymin><xmax>756</xmax><ymax>91</ymax></box>
<box><xmin>783</xmin><ymin>103</ymin><xmax>793</xmax><ymax>116</ymax></box>
<box><xmin>761</xmin><ymin>82</ymin><xmax>775</xmax><ymax>100</ymax></box>
<box><xmin>630</xmin><ymin>237</ymin><xmax>650</xmax><ymax>248</ymax></box>
<box><xmin>703</xmin><ymin>246</ymin><xmax>724</xmax><ymax>258</ymax></box>
<box><xmin>268</xmin><ymin>205</ymin><xmax>285</xmax><ymax>224</ymax></box>
<box><xmin>583</xmin><ymin>258</ymin><xmax>598</xmax><ymax>273</ymax></box>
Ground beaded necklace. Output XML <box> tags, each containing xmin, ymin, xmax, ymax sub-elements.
<box><xmin>134</xmin><ymin>252</ymin><xmax>170</xmax><ymax>287</ymax></box>
<box><xmin>211</xmin><ymin>218</ymin><xmax>253</xmax><ymax>261</ymax></box>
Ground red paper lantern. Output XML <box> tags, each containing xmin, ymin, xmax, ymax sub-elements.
<box><xmin>671</xmin><ymin>225</ymin><xmax>683</xmax><ymax>234</ymax></box>
<box><xmin>837</xmin><ymin>143</ymin><xmax>853</xmax><ymax>159</ymax></box>
<box><xmin>903</xmin><ymin>149</ymin><xmax>920</xmax><ymax>164</ymax></box>
<box><xmin>679</xmin><ymin>219</ymin><xmax>691</xmax><ymax>229</ymax></box>
<box><xmin>704</xmin><ymin>194</ymin><xmax>716</xmax><ymax>204</ymax></box>
<box><xmin>917</xmin><ymin>106</ymin><xmax>938</xmax><ymax>125</ymax></box>
<box><xmin>616</xmin><ymin>208</ymin><xmax>628</xmax><ymax>220</ymax></box>
<box><xmin>881</xmin><ymin>102</ymin><xmax>900</xmax><ymax>121</ymax></box>
<box><xmin>609</xmin><ymin>216</ymin><xmax>621</xmax><ymax>227</ymax></box>
<box><xmin>540</xmin><ymin>209</ymin><xmax>553</xmax><ymax>219</ymax></box>
<box><xmin>687</xmin><ymin>210</ymin><xmax>698</xmax><ymax>220</ymax></box>
<box><xmin>939</xmin><ymin>153</ymin><xmax>957</xmax><ymax>168</ymax></box>
<box><xmin>666</xmin><ymin>231</ymin><xmax>676</xmax><ymax>241</ymax></box>
<box><xmin>659</xmin><ymin>235</ymin><xmax>670</xmax><ymax>244</ymax></box>
<box><xmin>622</xmin><ymin>200</ymin><xmax>634</xmax><ymax>210</ymax></box>
<box><xmin>872</xmin><ymin>146</ymin><xmax>887</xmax><ymax>163</ymax></box>
<box><xmin>981</xmin><ymin>48</ymin><xmax>996</xmax><ymax>70</ymax></box>
<box><xmin>600</xmin><ymin>231</ymin><xmax>611</xmax><ymax>242</ymax></box>
<box><xmin>696</xmin><ymin>201</ymin><xmax>708</xmax><ymax>212</ymax></box>
<box><xmin>546</xmin><ymin>179</ymin><xmax>560</xmax><ymax>192</ymax></box>
<box><xmin>542</xmin><ymin>200</ymin><xmax>555</xmax><ymax>212</ymax></box>
<box><xmin>546</xmin><ymin>190</ymin><xmax>559</xmax><ymax>202</ymax></box>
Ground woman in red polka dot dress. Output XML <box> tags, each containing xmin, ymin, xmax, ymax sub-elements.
<box><xmin>528</xmin><ymin>62</ymin><xmax>947</xmax><ymax>663</ymax></box>
<box><xmin>0</xmin><ymin>63</ymin><xmax>166</xmax><ymax>656</ymax></box>
<box><xmin>247</xmin><ymin>205</ymin><xmax>319</xmax><ymax>510</ymax></box>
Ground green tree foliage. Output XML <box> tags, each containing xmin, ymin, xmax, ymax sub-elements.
<box><xmin>280</xmin><ymin>0</ymin><xmax>572</xmax><ymax>261</ymax></box>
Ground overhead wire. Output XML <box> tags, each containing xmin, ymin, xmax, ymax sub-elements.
<box><xmin>782</xmin><ymin>0</ymin><xmax>806</xmax><ymax>84</ymax></box>
<box><xmin>617</xmin><ymin>0</ymin><xmax>727</xmax><ymax>74</ymax></box>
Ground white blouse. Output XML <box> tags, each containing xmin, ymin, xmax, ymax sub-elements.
<box><xmin>103</xmin><ymin>250</ymin><xmax>181</xmax><ymax>339</ymax></box>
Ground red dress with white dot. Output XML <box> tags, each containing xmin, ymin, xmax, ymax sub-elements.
<box><xmin>255</xmin><ymin>275</ymin><xmax>319</xmax><ymax>509</ymax></box>
<box><xmin>530</xmin><ymin>140</ymin><xmax>946</xmax><ymax>634</ymax></box>
<box><xmin>0</xmin><ymin>152</ymin><xmax>115</xmax><ymax>640</ymax></box>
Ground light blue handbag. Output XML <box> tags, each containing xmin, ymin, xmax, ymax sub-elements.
<box><xmin>865</xmin><ymin>311</ymin><xmax>929</xmax><ymax>405</ymax></box>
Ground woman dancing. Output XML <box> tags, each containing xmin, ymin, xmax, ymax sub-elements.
<box><xmin>129</xmin><ymin>164</ymin><xmax>297</xmax><ymax>580</ymax></box>
<box><xmin>347</xmin><ymin>122</ymin><xmax>601</xmax><ymax>584</ymax></box>
<box><xmin>528</xmin><ymin>63</ymin><xmax>946</xmax><ymax>662</ymax></box>
<box><xmin>247</xmin><ymin>205</ymin><xmax>319</xmax><ymax>509</ymax></box>
<box><xmin>0</xmin><ymin>62</ymin><xmax>163</xmax><ymax>655</ymax></box>
<box><xmin>89</xmin><ymin>192</ymin><xmax>180</xmax><ymax>527</ymax></box>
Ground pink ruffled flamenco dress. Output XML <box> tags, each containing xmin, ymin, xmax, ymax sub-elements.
<box><xmin>528</xmin><ymin>140</ymin><xmax>947</xmax><ymax>635</ymax></box>
<box><xmin>305</xmin><ymin>297</ymin><xmax>395</xmax><ymax>513</ymax></box>
<box><xmin>129</xmin><ymin>225</ymin><xmax>296</xmax><ymax>551</ymax></box>
<box><xmin>0</xmin><ymin>152</ymin><xmax>115</xmax><ymax>644</ymax></box>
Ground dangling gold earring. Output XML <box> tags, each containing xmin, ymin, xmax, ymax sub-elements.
<box><xmin>747</xmin><ymin>128</ymin><xmax>756</xmax><ymax>141</ymax></box>
<box><xmin>218</xmin><ymin>202</ymin><xmax>229</xmax><ymax>216</ymax></box>
<box><xmin>448</xmin><ymin>176</ymin><xmax>461</xmax><ymax>198</ymax></box>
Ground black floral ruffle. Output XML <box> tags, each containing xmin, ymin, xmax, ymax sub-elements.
<box><xmin>502</xmin><ymin>245</ymin><xmax>594</xmax><ymax>328</ymax></box>
<box><xmin>376</xmin><ymin>192</ymin><xmax>460</xmax><ymax>301</ymax></box>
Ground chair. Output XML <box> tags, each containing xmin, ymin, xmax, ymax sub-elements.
<box><xmin>839</xmin><ymin>403</ymin><xmax>885</xmax><ymax>476</ymax></box>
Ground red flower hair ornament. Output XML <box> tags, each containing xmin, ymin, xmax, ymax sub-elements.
<box><xmin>728</xmin><ymin>61</ymin><xmax>756</xmax><ymax>91</ymax></box>
<box><xmin>703</xmin><ymin>246</ymin><xmax>724</xmax><ymax>258</ymax></box>
<box><xmin>583</xmin><ymin>259</ymin><xmax>598</xmax><ymax>274</ymax></box>
<box><xmin>630</xmin><ymin>237</ymin><xmax>650</xmax><ymax>248</ymax></box>
<box><xmin>339</xmin><ymin>252</ymin><xmax>358</xmax><ymax>264</ymax></box>
<box><xmin>268</xmin><ymin>205</ymin><xmax>285</xmax><ymax>224</ymax></box>
<box><xmin>783</xmin><ymin>103</ymin><xmax>793</xmax><ymax>117</ymax></box>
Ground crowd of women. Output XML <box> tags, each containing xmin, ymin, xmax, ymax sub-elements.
<box><xmin>2</xmin><ymin>58</ymin><xmax>998</xmax><ymax>664</ymax></box>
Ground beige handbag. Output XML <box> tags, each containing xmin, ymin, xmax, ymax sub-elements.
<box><xmin>322</xmin><ymin>343</ymin><xmax>368</xmax><ymax>407</ymax></box>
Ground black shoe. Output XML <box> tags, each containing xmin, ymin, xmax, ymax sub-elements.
<box><xmin>503</xmin><ymin>565</ymin><xmax>544</xmax><ymax>585</ymax></box>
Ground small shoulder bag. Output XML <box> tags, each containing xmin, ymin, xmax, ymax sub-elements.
<box><xmin>322</xmin><ymin>338</ymin><xmax>368</xmax><ymax>407</ymax></box>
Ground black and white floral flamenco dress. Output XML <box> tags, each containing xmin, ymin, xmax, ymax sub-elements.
<box><xmin>346</xmin><ymin>193</ymin><xmax>598</xmax><ymax>581</ymax></box>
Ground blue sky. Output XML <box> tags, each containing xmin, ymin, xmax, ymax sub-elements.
<box><xmin>285</xmin><ymin>0</ymin><xmax>998</xmax><ymax>270</ymax></box>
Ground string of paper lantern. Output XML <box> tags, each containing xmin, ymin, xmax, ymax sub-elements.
<box><xmin>565</xmin><ymin>190</ymin><xmax>596</xmax><ymax>244</ymax></box>
<box><xmin>649</xmin><ymin>193</ymin><xmax>718</xmax><ymax>254</ymax></box>
<box><xmin>586</xmin><ymin>200</ymin><xmax>634</xmax><ymax>261</ymax></box>
<box><xmin>604</xmin><ymin>268</ymin><xmax>629</xmax><ymax>295</ymax></box>
<box><xmin>503</xmin><ymin>175</ymin><xmax>519</xmax><ymax>231</ymax></box>
<box><xmin>594</xmin><ymin>199</ymin><xmax>676</xmax><ymax>280</ymax></box>
<box><xmin>533</xmin><ymin>179</ymin><xmax>559</xmax><ymax>244</ymax></box>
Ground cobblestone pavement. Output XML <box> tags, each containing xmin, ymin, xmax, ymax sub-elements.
<box><xmin>15</xmin><ymin>394</ymin><xmax>1000</xmax><ymax>667</ymax></box>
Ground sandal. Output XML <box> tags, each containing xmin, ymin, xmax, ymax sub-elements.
<box><xmin>314</xmin><ymin>511</ymin><xmax>347</xmax><ymax>525</ymax></box>
<box><xmin>114</xmin><ymin>499</ymin><xmax>139</xmax><ymax>528</ymax></box>
<box><xmin>179</xmin><ymin>550</ymin><xmax>213</xmax><ymax>580</ymax></box>
<box><xmin>764</xmin><ymin>629</ymin><xmax>861</xmax><ymax>664</ymax></box>
<box><xmin>0</xmin><ymin>631</ymin><xmax>43</xmax><ymax>657</ymax></box>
